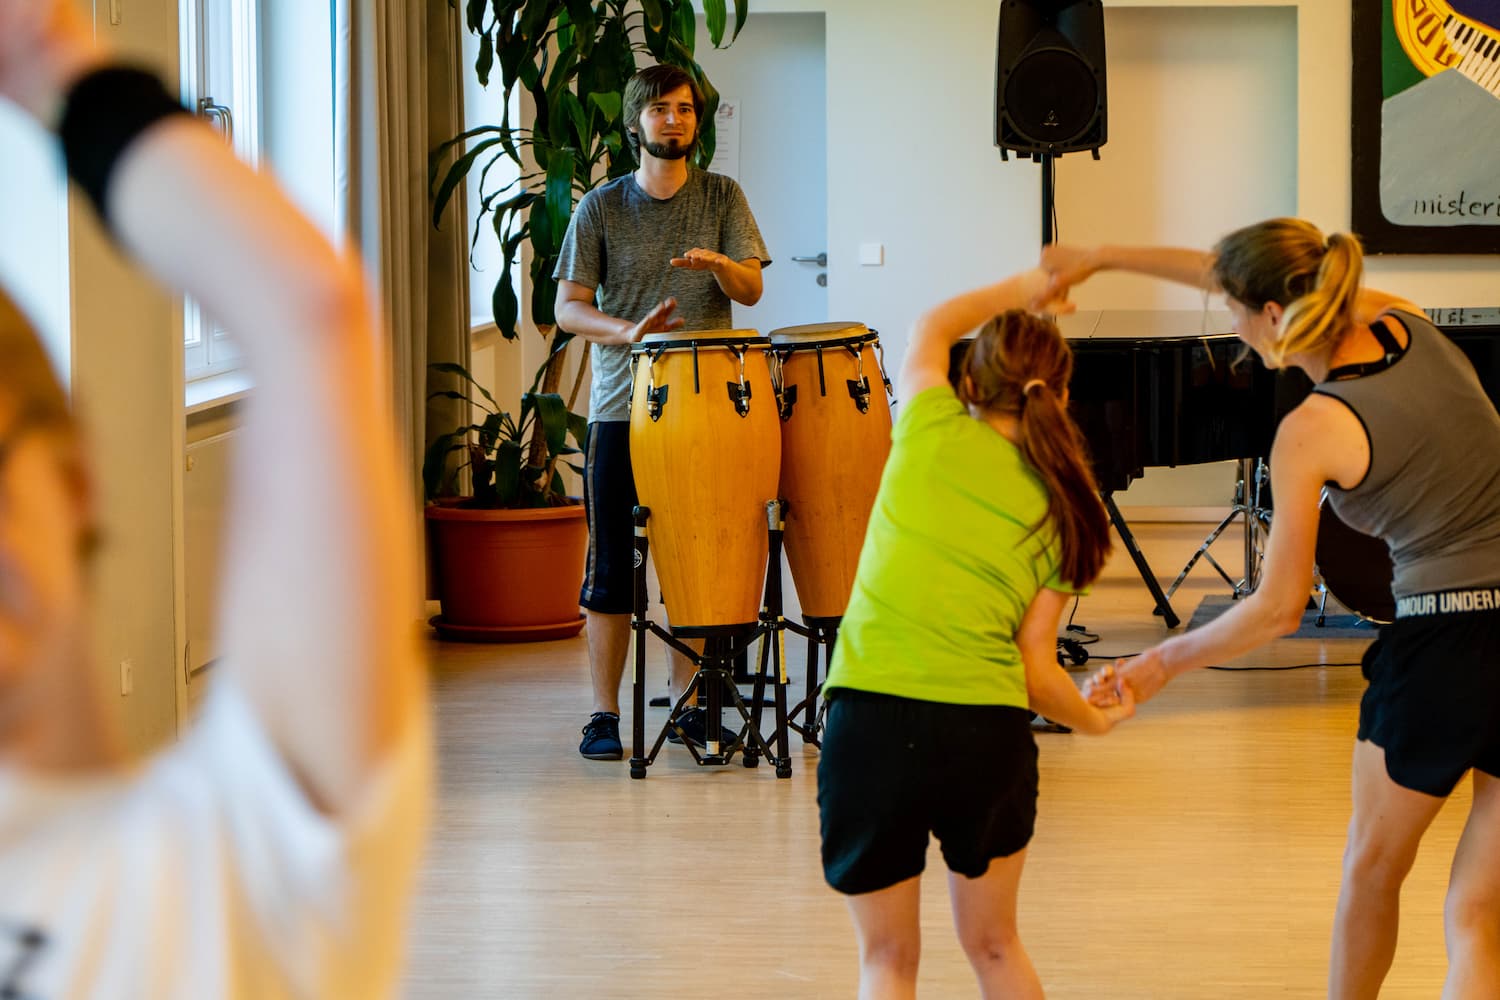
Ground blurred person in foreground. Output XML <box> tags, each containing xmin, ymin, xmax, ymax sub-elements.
<box><xmin>0</xmin><ymin>2</ymin><xmax>429</xmax><ymax>996</ymax></box>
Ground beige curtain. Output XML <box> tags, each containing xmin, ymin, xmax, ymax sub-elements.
<box><xmin>335</xmin><ymin>0</ymin><xmax>471</xmax><ymax>498</ymax></box>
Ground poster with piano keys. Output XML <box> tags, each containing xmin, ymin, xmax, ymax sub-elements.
<box><xmin>1352</xmin><ymin>0</ymin><xmax>1500</xmax><ymax>253</ymax></box>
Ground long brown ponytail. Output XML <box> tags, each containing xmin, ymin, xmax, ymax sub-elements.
<box><xmin>960</xmin><ymin>310</ymin><xmax>1110</xmax><ymax>590</ymax></box>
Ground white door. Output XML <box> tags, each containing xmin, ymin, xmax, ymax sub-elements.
<box><xmin>695</xmin><ymin>13</ymin><xmax>828</xmax><ymax>335</ymax></box>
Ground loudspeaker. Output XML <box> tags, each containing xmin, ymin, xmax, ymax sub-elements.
<box><xmin>994</xmin><ymin>0</ymin><xmax>1107</xmax><ymax>157</ymax></box>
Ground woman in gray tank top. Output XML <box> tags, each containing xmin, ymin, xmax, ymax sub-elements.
<box><xmin>1042</xmin><ymin>218</ymin><xmax>1500</xmax><ymax>1000</ymax></box>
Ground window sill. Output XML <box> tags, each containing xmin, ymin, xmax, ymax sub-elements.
<box><xmin>185</xmin><ymin>370</ymin><xmax>254</xmax><ymax>415</ymax></box>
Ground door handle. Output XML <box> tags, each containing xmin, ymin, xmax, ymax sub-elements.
<box><xmin>791</xmin><ymin>253</ymin><xmax>828</xmax><ymax>267</ymax></box>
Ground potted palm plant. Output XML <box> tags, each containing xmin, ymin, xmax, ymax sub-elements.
<box><xmin>425</xmin><ymin>0</ymin><xmax>746</xmax><ymax>641</ymax></box>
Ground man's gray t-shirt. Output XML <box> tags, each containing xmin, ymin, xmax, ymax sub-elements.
<box><xmin>553</xmin><ymin>168</ymin><xmax>771</xmax><ymax>421</ymax></box>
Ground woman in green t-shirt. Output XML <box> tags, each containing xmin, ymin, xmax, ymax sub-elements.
<box><xmin>818</xmin><ymin>268</ymin><xmax>1134</xmax><ymax>999</ymax></box>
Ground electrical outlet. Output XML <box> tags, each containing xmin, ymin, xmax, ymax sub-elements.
<box><xmin>110</xmin><ymin>0</ymin><xmax>122</xmax><ymax>26</ymax></box>
<box><xmin>120</xmin><ymin>659</ymin><xmax>133</xmax><ymax>696</ymax></box>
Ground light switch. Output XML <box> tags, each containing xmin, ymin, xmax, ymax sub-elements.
<box><xmin>110</xmin><ymin>0</ymin><xmax>122</xmax><ymax>25</ymax></box>
<box><xmin>858</xmin><ymin>242</ymin><xmax>884</xmax><ymax>267</ymax></box>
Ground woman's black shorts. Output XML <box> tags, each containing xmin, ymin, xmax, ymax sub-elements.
<box><xmin>817</xmin><ymin>688</ymin><xmax>1037</xmax><ymax>896</ymax></box>
<box><xmin>1358</xmin><ymin>593</ymin><xmax>1500</xmax><ymax>798</ymax></box>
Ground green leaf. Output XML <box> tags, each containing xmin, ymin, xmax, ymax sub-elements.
<box><xmin>478</xmin><ymin>410</ymin><xmax>506</xmax><ymax>453</ymax></box>
<box><xmin>493</xmin><ymin>251</ymin><xmax>520</xmax><ymax>340</ymax></box>
<box><xmin>586</xmin><ymin>90</ymin><xmax>621</xmax><ymax>125</ymax></box>
<box><xmin>466</xmin><ymin>0</ymin><xmax>488</xmax><ymax>32</ymax></box>
<box><xmin>422</xmin><ymin>430</ymin><xmax>472</xmax><ymax>500</ymax></box>
<box><xmin>703</xmin><ymin>0</ymin><xmax>726</xmax><ymax>46</ymax></box>
<box><xmin>567</xmin><ymin>411</ymin><xmax>589</xmax><ymax>448</ymax></box>
<box><xmin>475</xmin><ymin>30</ymin><xmax>495</xmax><ymax>85</ymax></box>
<box><xmin>639</xmin><ymin>0</ymin><xmax>665</xmax><ymax>31</ymax></box>
<box><xmin>493</xmin><ymin>440</ymin><xmax>524</xmax><ymax>506</ymax></box>
<box><xmin>732</xmin><ymin>0</ymin><xmax>747</xmax><ymax>44</ymax></box>
<box><xmin>527</xmin><ymin>391</ymin><xmax>571</xmax><ymax>458</ymax></box>
<box><xmin>431</xmin><ymin>137</ymin><xmax>502</xmax><ymax>227</ymax></box>
<box><xmin>673</xmin><ymin>1</ymin><xmax>697</xmax><ymax>53</ymax></box>
<box><xmin>429</xmin><ymin>361</ymin><xmax>501</xmax><ymax>411</ymax></box>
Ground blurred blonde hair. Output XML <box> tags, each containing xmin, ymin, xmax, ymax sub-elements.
<box><xmin>1212</xmin><ymin>218</ymin><xmax>1363</xmax><ymax>367</ymax></box>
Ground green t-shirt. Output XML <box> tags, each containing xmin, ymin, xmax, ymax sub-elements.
<box><xmin>823</xmin><ymin>384</ymin><xmax>1077</xmax><ymax>707</ymax></box>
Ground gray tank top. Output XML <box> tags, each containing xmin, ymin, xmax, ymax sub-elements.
<box><xmin>1315</xmin><ymin>310</ymin><xmax>1500</xmax><ymax>596</ymax></box>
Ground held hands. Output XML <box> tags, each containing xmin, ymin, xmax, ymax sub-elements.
<box><xmin>623</xmin><ymin>297</ymin><xmax>683</xmax><ymax>344</ymax></box>
<box><xmin>1034</xmin><ymin>244</ymin><xmax>1100</xmax><ymax>312</ymax></box>
<box><xmin>1080</xmin><ymin>662</ymin><xmax>1138</xmax><ymax>730</ymax></box>
<box><xmin>1085</xmin><ymin>647</ymin><xmax>1170</xmax><ymax>708</ymax></box>
<box><xmin>669</xmin><ymin>248</ymin><xmax>732</xmax><ymax>273</ymax></box>
<box><xmin>1014</xmin><ymin>266</ymin><xmax>1076</xmax><ymax>317</ymax></box>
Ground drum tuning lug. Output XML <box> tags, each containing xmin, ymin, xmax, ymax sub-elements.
<box><xmin>727</xmin><ymin>380</ymin><xmax>752</xmax><ymax>417</ymax></box>
<box><xmin>847</xmin><ymin>377</ymin><xmax>872</xmax><ymax>414</ymax></box>
<box><xmin>778</xmin><ymin>384</ymin><xmax>798</xmax><ymax>421</ymax></box>
<box><xmin>647</xmin><ymin>385</ymin><xmax>669</xmax><ymax>421</ymax></box>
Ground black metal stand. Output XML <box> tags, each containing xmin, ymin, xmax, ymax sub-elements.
<box><xmin>777</xmin><ymin>616</ymin><xmax>840</xmax><ymax>748</ymax></box>
<box><xmin>1103</xmin><ymin>492</ymin><xmax>1181</xmax><ymax>628</ymax></box>
<box><xmin>1164</xmin><ymin>457</ymin><xmax>1272</xmax><ymax>601</ymax></box>
<box><xmin>628</xmin><ymin>503</ymin><xmax>792</xmax><ymax>779</ymax></box>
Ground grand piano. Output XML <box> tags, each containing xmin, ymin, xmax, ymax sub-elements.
<box><xmin>955</xmin><ymin>307</ymin><xmax>1500</xmax><ymax>627</ymax></box>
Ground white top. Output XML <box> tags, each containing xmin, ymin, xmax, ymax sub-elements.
<box><xmin>0</xmin><ymin>678</ymin><xmax>430</xmax><ymax>999</ymax></box>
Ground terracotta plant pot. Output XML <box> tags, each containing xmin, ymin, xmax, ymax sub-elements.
<box><xmin>425</xmin><ymin>501</ymin><xmax>587</xmax><ymax>642</ymax></box>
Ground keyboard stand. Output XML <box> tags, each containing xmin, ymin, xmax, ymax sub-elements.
<box><xmin>1103</xmin><ymin>493</ymin><xmax>1181</xmax><ymax>629</ymax></box>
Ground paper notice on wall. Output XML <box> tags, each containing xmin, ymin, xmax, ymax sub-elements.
<box><xmin>709</xmin><ymin>98</ymin><xmax>741</xmax><ymax>182</ymax></box>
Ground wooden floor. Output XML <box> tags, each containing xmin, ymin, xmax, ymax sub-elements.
<box><xmin>402</xmin><ymin>523</ymin><xmax>1473</xmax><ymax>999</ymax></box>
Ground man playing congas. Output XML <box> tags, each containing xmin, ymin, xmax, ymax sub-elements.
<box><xmin>554</xmin><ymin>65</ymin><xmax>771</xmax><ymax>761</ymax></box>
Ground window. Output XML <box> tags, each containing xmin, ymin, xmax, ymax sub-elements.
<box><xmin>179</xmin><ymin>0</ymin><xmax>260</xmax><ymax>384</ymax></box>
<box><xmin>461</xmin><ymin>27</ymin><xmax>521</xmax><ymax>334</ymax></box>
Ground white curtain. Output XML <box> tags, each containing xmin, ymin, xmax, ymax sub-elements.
<box><xmin>334</xmin><ymin>0</ymin><xmax>471</xmax><ymax>496</ymax></box>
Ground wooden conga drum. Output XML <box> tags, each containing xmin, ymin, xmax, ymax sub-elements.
<box><xmin>769</xmin><ymin>323</ymin><xmax>893</xmax><ymax>620</ymax></box>
<box><xmin>630</xmin><ymin>331</ymin><xmax>781</xmax><ymax>632</ymax></box>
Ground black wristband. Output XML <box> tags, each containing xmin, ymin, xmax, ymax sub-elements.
<box><xmin>58</xmin><ymin>66</ymin><xmax>189</xmax><ymax>227</ymax></box>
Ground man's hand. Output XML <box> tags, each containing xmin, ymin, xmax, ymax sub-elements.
<box><xmin>623</xmin><ymin>297</ymin><xmax>683</xmax><ymax>344</ymax></box>
<box><xmin>0</xmin><ymin>0</ymin><xmax>106</xmax><ymax>126</ymax></box>
<box><xmin>669</xmin><ymin>248</ymin><xmax>732</xmax><ymax>273</ymax></box>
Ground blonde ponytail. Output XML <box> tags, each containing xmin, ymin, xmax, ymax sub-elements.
<box><xmin>1212</xmin><ymin>218</ymin><xmax>1364</xmax><ymax>367</ymax></box>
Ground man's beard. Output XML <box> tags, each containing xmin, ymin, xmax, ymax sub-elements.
<box><xmin>642</xmin><ymin>134</ymin><xmax>697</xmax><ymax>160</ymax></box>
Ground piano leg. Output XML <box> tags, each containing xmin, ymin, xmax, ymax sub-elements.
<box><xmin>1103</xmin><ymin>493</ymin><xmax>1181</xmax><ymax>629</ymax></box>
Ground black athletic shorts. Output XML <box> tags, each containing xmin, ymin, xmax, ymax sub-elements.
<box><xmin>579</xmin><ymin>421</ymin><xmax>637</xmax><ymax>614</ymax></box>
<box><xmin>817</xmin><ymin>688</ymin><xmax>1038</xmax><ymax>896</ymax></box>
<box><xmin>1358</xmin><ymin>588</ymin><xmax>1500</xmax><ymax>797</ymax></box>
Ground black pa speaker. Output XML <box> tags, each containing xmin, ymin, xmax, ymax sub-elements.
<box><xmin>994</xmin><ymin>0</ymin><xmax>1107</xmax><ymax>158</ymax></box>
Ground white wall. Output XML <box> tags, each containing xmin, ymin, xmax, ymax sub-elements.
<box><xmin>720</xmin><ymin>0</ymin><xmax>1500</xmax><ymax>513</ymax></box>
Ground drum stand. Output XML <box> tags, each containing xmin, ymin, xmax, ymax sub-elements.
<box><xmin>1164</xmin><ymin>457</ymin><xmax>1273</xmax><ymax>601</ymax></box>
<box><xmin>777</xmin><ymin>616</ymin><xmax>840</xmax><ymax>749</ymax></box>
<box><xmin>628</xmin><ymin>503</ymin><xmax>793</xmax><ymax>780</ymax></box>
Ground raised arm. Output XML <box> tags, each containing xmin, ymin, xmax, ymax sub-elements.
<box><xmin>899</xmin><ymin>268</ymin><xmax>1063</xmax><ymax>399</ymax></box>
<box><xmin>1039</xmin><ymin>243</ymin><xmax>1217</xmax><ymax>303</ymax></box>
<box><xmin>6</xmin><ymin>11</ymin><xmax>422</xmax><ymax>814</ymax></box>
<box><xmin>1093</xmin><ymin>398</ymin><xmax>1356</xmax><ymax>704</ymax></box>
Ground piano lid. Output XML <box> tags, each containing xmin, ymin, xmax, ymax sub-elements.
<box><xmin>1055</xmin><ymin>309</ymin><xmax>1234</xmax><ymax>343</ymax></box>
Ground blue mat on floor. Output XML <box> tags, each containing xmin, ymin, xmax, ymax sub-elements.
<box><xmin>1186</xmin><ymin>593</ymin><xmax>1381</xmax><ymax>641</ymax></box>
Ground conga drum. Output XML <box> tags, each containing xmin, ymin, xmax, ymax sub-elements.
<box><xmin>630</xmin><ymin>331</ymin><xmax>781</xmax><ymax>632</ymax></box>
<box><xmin>768</xmin><ymin>323</ymin><xmax>893</xmax><ymax>620</ymax></box>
